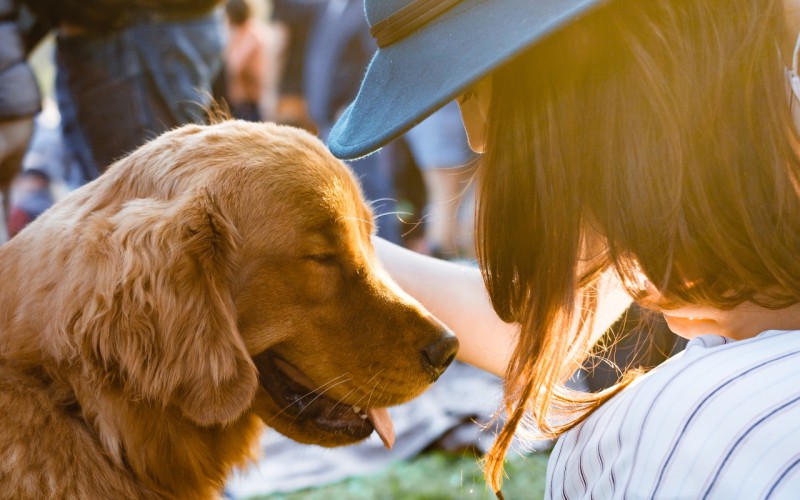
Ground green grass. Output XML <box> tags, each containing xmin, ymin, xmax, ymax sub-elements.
<box><xmin>251</xmin><ymin>450</ymin><xmax>549</xmax><ymax>500</ymax></box>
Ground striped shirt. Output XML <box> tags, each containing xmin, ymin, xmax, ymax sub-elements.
<box><xmin>546</xmin><ymin>329</ymin><xmax>800</xmax><ymax>499</ymax></box>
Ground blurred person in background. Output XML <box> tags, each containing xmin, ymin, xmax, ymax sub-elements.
<box><xmin>224</xmin><ymin>0</ymin><xmax>284</xmax><ymax>122</ymax></box>
<box><xmin>0</xmin><ymin>0</ymin><xmax>41</xmax><ymax>242</ymax></box>
<box><xmin>269</xmin><ymin>0</ymin><xmax>317</xmax><ymax>133</ymax></box>
<box><xmin>23</xmin><ymin>0</ymin><xmax>225</xmax><ymax>184</ymax></box>
<box><xmin>404</xmin><ymin>101</ymin><xmax>477</xmax><ymax>261</ymax></box>
<box><xmin>301</xmin><ymin>0</ymin><xmax>402</xmax><ymax>244</ymax></box>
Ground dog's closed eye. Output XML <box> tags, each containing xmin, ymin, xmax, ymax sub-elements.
<box><xmin>305</xmin><ymin>253</ymin><xmax>337</xmax><ymax>265</ymax></box>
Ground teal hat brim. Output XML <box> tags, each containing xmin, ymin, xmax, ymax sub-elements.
<box><xmin>328</xmin><ymin>0</ymin><xmax>607</xmax><ymax>160</ymax></box>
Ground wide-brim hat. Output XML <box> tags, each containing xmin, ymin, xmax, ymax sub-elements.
<box><xmin>328</xmin><ymin>0</ymin><xmax>608</xmax><ymax>160</ymax></box>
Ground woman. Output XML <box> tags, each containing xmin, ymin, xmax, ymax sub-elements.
<box><xmin>329</xmin><ymin>0</ymin><xmax>800</xmax><ymax>498</ymax></box>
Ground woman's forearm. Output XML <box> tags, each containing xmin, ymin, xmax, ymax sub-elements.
<box><xmin>373</xmin><ymin>237</ymin><xmax>517</xmax><ymax>376</ymax></box>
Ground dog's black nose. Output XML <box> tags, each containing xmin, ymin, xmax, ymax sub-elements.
<box><xmin>421</xmin><ymin>332</ymin><xmax>459</xmax><ymax>378</ymax></box>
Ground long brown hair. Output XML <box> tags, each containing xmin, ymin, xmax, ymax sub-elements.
<box><xmin>476</xmin><ymin>0</ymin><xmax>800</xmax><ymax>493</ymax></box>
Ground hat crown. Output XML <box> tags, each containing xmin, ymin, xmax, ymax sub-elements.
<box><xmin>365</xmin><ymin>0</ymin><xmax>415</xmax><ymax>27</ymax></box>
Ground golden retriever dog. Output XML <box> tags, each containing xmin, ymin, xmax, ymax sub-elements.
<box><xmin>0</xmin><ymin>121</ymin><xmax>458</xmax><ymax>498</ymax></box>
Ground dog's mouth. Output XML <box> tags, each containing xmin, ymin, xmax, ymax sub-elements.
<box><xmin>252</xmin><ymin>351</ymin><xmax>395</xmax><ymax>449</ymax></box>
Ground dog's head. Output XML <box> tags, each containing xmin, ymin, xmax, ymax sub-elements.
<box><xmin>56</xmin><ymin>121</ymin><xmax>457</xmax><ymax>448</ymax></box>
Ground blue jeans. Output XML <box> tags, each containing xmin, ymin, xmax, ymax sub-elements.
<box><xmin>55</xmin><ymin>10</ymin><xmax>224</xmax><ymax>184</ymax></box>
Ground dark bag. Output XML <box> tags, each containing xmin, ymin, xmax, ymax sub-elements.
<box><xmin>135</xmin><ymin>0</ymin><xmax>222</xmax><ymax>18</ymax></box>
<box><xmin>22</xmin><ymin>0</ymin><xmax>128</xmax><ymax>34</ymax></box>
<box><xmin>21</xmin><ymin>0</ymin><xmax>223</xmax><ymax>38</ymax></box>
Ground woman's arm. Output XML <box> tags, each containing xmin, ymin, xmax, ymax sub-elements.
<box><xmin>374</xmin><ymin>237</ymin><xmax>517</xmax><ymax>376</ymax></box>
<box><xmin>374</xmin><ymin>237</ymin><xmax>633</xmax><ymax>377</ymax></box>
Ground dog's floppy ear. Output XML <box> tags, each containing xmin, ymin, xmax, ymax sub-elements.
<box><xmin>79</xmin><ymin>188</ymin><xmax>257</xmax><ymax>427</ymax></box>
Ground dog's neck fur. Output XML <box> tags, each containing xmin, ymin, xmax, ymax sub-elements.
<box><xmin>0</xmin><ymin>237</ymin><xmax>264</xmax><ymax>498</ymax></box>
<box><xmin>84</xmin><ymin>384</ymin><xmax>264</xmax><ymax>497</ymax></box>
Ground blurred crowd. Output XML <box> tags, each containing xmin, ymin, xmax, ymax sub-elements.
<box><xmin>1</xmin><ymin>0</ymin><xmax>479</xmax><ymax>260</ymax></box>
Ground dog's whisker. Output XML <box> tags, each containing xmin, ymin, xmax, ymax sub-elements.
<box><xmin>268</xmin><ymin>375</ymin><xmax>353</xmax><ymax>423</ymax></box>
<box><xmin>373</xmin><ymin>211</ymin><xmax>413</xmax><ymax>221</ymax></box>
<box><xmin>308</xmin><ymin>373</ymin><xmax>352</xmax><ymax>395</ymax></box>
<box><xmin>296</xmin><ymin>373</ymin><xmax>352</xmax><ymax>401</ymax></box>
<box><xmin>333</xmin><ymin>375</ymin><xmax>373</xmax><ymax>404</ymax></box>
<box><xmin>292</xmin><ymin>378</ymin><xmax>353</xmax><ymax>415</ymax></box>
<box><xmin>326</xmin><ymin>368</ymin><xmax>388</xmax><ymax>418</ymax></box>
<box><xmin>335</xmin><ymin>368</ymin><xmax>386</xmax><ymax>411</ymax></box>
<box><xmin>361</xmin><ymin>381</ymin><xmax>381</xmax><ymax>419</ymax></box>
<box><xmin>365</xmin><ymin>197</ymin><xmax>397</xmax><ymax>208</ymax></box>
<box><xmin>280</xmin><ymin>373</ymin><xmax>351</xmax><ymax>410</ymax></box>
<box><xmin>374</xmin><ymin>384</ymin><xmax>389</xmax><ymax>405</ymax></box>
<box><xmin>342</xmin><ymin>215</ymin><xmax>374</xmax><ymax>225</ymax></box>
<box><xmin>286</xmin><ymin>377</ymin><xmax>360</xmax><ymax>422</ymax></box>
<box><xmin>330</xmin><ymin>371</ymin><xmax>383</xmax><ymax>411</ymax></box>
<box><xmin>400</xmin><ymin>216</ymin><xmax>427</xmax><ymax>238</ymax></box>
<box><xmin>356</xmin><ymin>375</ymin><xmax>385</xmax><ymax>416</ymax></box>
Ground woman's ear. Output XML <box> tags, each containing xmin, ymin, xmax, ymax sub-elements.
<box><xmin>457</xmin><ymin>75</ymin><xmax>492</xmax><ymax>154</ymax></box>
<box><xmin>79</xmin><ymin>189</ymin><xmax>257</xmax><ymax>427</ymax></box>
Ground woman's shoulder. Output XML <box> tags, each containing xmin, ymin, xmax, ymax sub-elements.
<box><xmin>623</xmin><ymin>329</ymin><xmax>800</xmax><ymax>396</ymax></box>
<box><xmin>608</xmin><ymin>330</ymin><xmax>800</xmax><ymax>422</ymax></box>
<box><xmin>546</xmin><ymin>330</ymin><xmax>800</xmax><ymax>499</ymax></box>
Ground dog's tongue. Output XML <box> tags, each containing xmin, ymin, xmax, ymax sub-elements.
<box><xmin>367</xmin><ymin>408</ymin><xmax>395</xmax><ymax>449</ymax></box>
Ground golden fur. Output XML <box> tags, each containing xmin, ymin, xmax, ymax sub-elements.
<box><xmin>0</xmin><ymin>121</ymin><xmax>457</xmax><ymax>498</ymax></box>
